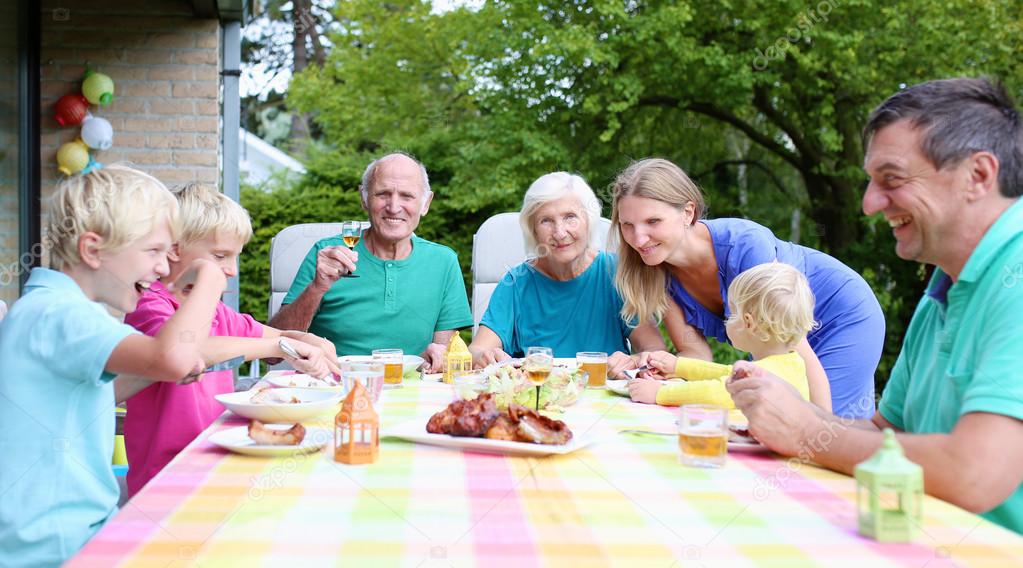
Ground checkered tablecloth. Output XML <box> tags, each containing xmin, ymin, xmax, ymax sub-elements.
<box><xmin>71</xmin><ymin>380</ymin><xmax>1023</xmax><ymax>566</ymax></box>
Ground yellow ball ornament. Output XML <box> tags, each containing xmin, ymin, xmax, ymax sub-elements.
<box><xmin>57</xmin><ymin>139</ymin><xmax>90</xmax><ymax>175</ymax></box>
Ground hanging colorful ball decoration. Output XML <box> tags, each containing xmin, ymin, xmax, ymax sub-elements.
<box><xmin>53</xmin><ymin>93</ymin><xmax>90</xmax><ymax>126</ymax></box>
<box><xmin>53</xmin><ymin>67</ymin><xmax>118</xmax><ymax>175</ymax></box>
<box><xmin>56</xmin><ymin>140</ymin><xmax>91</xmax><ymax>175</ymax></box>
<box><xmin>81</xmin><ymin>115</ymin><xmax>113</xmax><ymax>150</ymax></box>
<box><xmin>82</xmin><ymin>69</ymin><xmax>115</xmax><ymax>106</ymax></box>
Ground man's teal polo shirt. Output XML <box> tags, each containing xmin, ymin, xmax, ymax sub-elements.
<box><xmin>879</xmin><ymin>198</ymin><xmax>1023</xmax><ymax>534</ymax></box>
<box><xmin>283</xmin><ymin>234</ymin><xmax>472</xmax><ymax>356</ymax></box>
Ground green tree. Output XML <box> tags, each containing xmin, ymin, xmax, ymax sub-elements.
<box><xmin>248</xmin><ymin>0</ymin><xmax>1022</xmax><ymax>389</ymax></box>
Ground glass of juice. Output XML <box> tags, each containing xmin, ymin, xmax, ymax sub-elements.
<box><xmin>576</xmin><ymin>352</ymin><xmax>608</xmax><ymax>387</ymax></box>
<box><xmin>373</xmin><ymin>349</ymin><xmax>404</xmax><ymax>388</ymax></box>
<box><xmin>678</xmin><ymin>404</ymin><xmax>728</xmax><ymax>468</ymax></box>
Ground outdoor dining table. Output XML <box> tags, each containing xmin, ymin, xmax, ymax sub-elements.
<box><xmin>71</xmin><ymin>379</ymin><xmax>1023</xmax><ymax>566</ymax></box>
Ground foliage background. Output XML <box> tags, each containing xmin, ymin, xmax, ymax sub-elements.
<box><xmin>239</xmin><ymin>0</ymin><xmax>1023</xmax><ymax>393</ymax></box>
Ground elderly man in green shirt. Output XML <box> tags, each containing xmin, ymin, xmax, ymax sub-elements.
<box><xmin>269</xmin><ymin>152</ymin><xmax>472</xmax><ymax>371</ymax></box>
<box><xmin>726</xmin><ymin>77</ymin><xmax>1023</xmax><ymax>534</ymax></box>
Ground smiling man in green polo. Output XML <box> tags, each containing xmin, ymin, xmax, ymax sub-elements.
<box><xmin>726</xmin><ymin>77</ymin><xmax>1023</xmax><ymax>534</ymax></box>
<box><xmin>270</xmin><ymin>153</ymin><xmax>472</xmax><ymax>371</ymax></box>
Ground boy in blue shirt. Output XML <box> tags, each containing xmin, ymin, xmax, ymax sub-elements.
<box><xmin>0</xmin><ymin>165</ymin><xmax>226</xmax><ymax>566</ymax></box>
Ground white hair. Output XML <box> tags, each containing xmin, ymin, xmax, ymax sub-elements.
<box><xmin>519</xmin><ymin>172</ymin><xmax>603</xmax><ymax>255</ymax></box>
<box><xmin>358</xmin><ymin>152</ymin><xmax>432</xmax><ymax>208</ymax></box>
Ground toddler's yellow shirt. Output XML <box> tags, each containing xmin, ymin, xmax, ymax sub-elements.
<box><xmin>654</xmin><ymin>352</ymin><xmax>809</xmax><ymax>408</ymax></box>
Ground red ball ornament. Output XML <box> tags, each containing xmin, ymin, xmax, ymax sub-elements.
<box><xmin>54</xmin><ymin>93</ymin><xmax>90</xmax><ymax>126</ymax></box>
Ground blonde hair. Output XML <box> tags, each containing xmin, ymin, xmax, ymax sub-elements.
<box><xmin>46</xmin><ymin>164</ymin><xmax>178</xmax><ymax>270</ymax></box>
<box><xmin>610</xmin><ymin>158</ymin><xmax>707</xmax><ymax>323</ymax></box>
<box><xmin>172</xmin><ymin>183</ymin><xmax>253</xmax><ymax>246</ymax></box>
<box><xmin>519</xmin><ymin>172</ymin><xmax>603</xmax><ymax>255</ymax></box>
<box><xmin>727</xmin><ymin>262</ymin><xmax>817</xmax><ymax>348</ymax></box>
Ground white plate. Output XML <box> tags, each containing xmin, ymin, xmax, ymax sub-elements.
<box><xmin>605</xmin><ymin>378</ymin><xmax>685</xmax><ymax>397</ymax></box>
<box><xmin>605</xmin><ymin>379</ymin><xmax>630</xmax><ymax>397</ymax></box>
<box><xmin>727</xmin><ymin>424</ymin><xmax>771</xmax><ymax>452</ymax></box>
<box><xmin>215</xmin><ymin>388</ymin><xmax>343</xmax><ymax>423</ymax></box>
<box><xmin>339</xmin><ymin>354</ymin><xmax>425</xmax><ymax>373</ymax></box>
<box><xmin>384</xmin><ymin>419</ymin><xmax>598</xmax><ymax>457</ymax></box>
<box><xmin>728</xmin><ymin>440</ymin><xmax>772</xmax><ymax>453</ymax></box>
<box><xmin>208</xmin><ymin>425</ymin><xmax>331</xmax><ymax>457</ymax></box>
<box><xmin>265</xmin><ymin>371</ymin><xmax>345</xmax><ymax>392</ymax></box>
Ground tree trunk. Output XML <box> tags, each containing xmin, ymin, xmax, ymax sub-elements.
<box><xmin>289</xmin><ymin>0</ymin><xmax>311</xmax><ymax>143</ymax></box>
<box><xmin>802</xmin><ymin>170</ymin><xmax>860</xmax><ymax>254</ymax></box>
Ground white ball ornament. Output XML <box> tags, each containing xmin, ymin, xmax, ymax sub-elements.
<box><xmin>81</xmin><ymin>115</ymin><xmax>114</xmax><ymax>151</ymax></box>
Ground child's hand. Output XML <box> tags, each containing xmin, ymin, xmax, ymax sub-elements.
<box><xmin>644</xmin><ymin>350</ymin><xmax>678</xmax><ymax>377</ymax></box>
<box><xmin>168</xmin><ymin>259</ymin><xmax>226</xmax><ymax>295</ymax></box>
<box><xmin>281</xmin><ymin>331</ymin><xmax>338</xmax><ymax>364</ymax></box>
<box><xmin>628</xmin><ymin>378</ymin><xmax>662</xmax><ymax>404</ymax></box>
<box><xmin>282</xmin><ymin>339</ymin><xmax>343</xmax><ymax>380</ymax></box>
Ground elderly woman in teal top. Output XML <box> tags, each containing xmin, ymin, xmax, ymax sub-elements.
<box><xmin>470</xmin><ymin>172</ymin><xmax>665</xmax><ymax>373</ymax></box>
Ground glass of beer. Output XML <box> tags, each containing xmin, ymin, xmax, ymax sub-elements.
<box><xmin>576</xmin><ymin>352</ymin><xmax>608</xmax><ymax>387</ymax></box>
<box><xmin>524</xmin><ymin>346</ymin><xmax>553</xmax><ymax>411</ymax></box>
<box><xmin>339</xmin><ymin>221</ymin><xmax>362</xmax><ymax>278</ymax></box>
<box><xmin>373</xmin><ymin>349</ymin><xmax>404</xmax><ymax>388</ymax></box>
<box><xmin>678</xmin><ymin>404</ymin><xmax>728</xmax><ymax>468</ymax></box>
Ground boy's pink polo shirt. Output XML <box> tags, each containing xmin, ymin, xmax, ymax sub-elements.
<box><xmin>123</xmin><ymin>281</ymin><xmax>262</xmax><ymax>496</ymax></box>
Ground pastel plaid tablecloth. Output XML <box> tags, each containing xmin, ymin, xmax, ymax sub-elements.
<box><xmin>72</xmin><ymin>380</ymin><xmax>1022</xmax><ymax>567</ymax></box>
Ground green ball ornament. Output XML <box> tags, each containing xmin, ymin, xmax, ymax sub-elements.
<box><xmin>82</xmin><ymin>70</ymin><xmax>115</xmax><ymax>106</ymax></box>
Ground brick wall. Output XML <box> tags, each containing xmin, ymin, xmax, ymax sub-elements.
<box><xmin>0</xmin><ymin>2</ymin><xmax>222</xmax><ymax>303</ymax></box>
<box><xmin>40</xmin><ymin>0</ymin><xmax>221</xmax><ymax>210</ymax></box>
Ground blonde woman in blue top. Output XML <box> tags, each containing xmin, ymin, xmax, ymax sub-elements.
<box><xmin>611</xmin><ymin>158</ymin><xmax>885</xmax><ymax>418</ymax></box>
<box><xmin>470</xmin><ymin>172</ymin><xmax>665</xmax><ymax>373</ymax></box>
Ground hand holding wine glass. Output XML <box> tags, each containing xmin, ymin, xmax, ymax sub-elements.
<box><xmin>524</xmin><ymin>346</ymin><xmax>553</xmax><ymax>411</ymax></box>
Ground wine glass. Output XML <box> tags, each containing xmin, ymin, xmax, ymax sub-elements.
<box><xmin>339</xmin><ymin>221</ymin><xmax>362</xmax><ymax>278</ymax></box>
<box><xmin>524</xmin><ymin>346</ymin><xmax>553</xmax><ymax>411</ymax></box>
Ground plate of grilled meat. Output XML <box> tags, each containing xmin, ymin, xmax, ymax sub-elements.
<box><xmin>385</xmin><ymin>393</ymin><xmax>597</xmax><ymax>456</ymax></box>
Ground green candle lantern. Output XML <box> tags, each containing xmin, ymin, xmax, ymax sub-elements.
<box><xmin>82</xmin><ymin>69</ymin><xmax>115</xmax><ymax>106</ymax></box>
<box><xmin>854</xmin><ymin>429</ymin><xmax>924</xmax><ymax>542</ymax></box>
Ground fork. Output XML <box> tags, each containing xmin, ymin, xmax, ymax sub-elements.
<box><xmin>618</xmin><ymin>429</ymin><xmax>674</xmax><ymax>436</ymax></box>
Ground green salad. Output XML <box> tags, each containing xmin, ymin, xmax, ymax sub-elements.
<box><xmin>481</xmin><ymin>364</ymin><xmax>586</xmax><ymax>411</ymax></box>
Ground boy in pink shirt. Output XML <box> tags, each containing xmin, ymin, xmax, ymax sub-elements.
<box><xmin>124</xmin><ymin>183</ymin><xmax>341</xmax><ymax>495</ymax></box>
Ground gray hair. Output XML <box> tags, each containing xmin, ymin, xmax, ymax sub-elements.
<box><xmin>359</xmin><ymin>152</ymin><xmax>432</xmax><ymax>206</ymax></box>
<box><xmin>519</xmin><ymin>172</ymin><xmax>603</xmax><ymax>255</ymax></box>
<box><xmin>863</xmin><ymin>77</ymin><xmax>1022</xmax><ymax>198</ymax></box>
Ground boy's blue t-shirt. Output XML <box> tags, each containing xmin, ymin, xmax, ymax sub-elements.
<box><xmin>480</xmin><ymin>251</ymin><xmax>632</xmax><ymax>358</ymax></box>
<box><xmin>0</xmin><ymin>268</ymin><xmax>138</xmax><ymax>567</ymax></box>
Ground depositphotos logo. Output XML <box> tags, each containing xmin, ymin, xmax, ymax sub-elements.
<box><xmin>752</xmin><ymin>1</ymin><xmax>840</xmax><ymax>71</ymax></box>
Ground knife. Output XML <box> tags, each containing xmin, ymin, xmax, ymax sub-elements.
<box><xmin>204</xmin><ymin>355</ymin><xmax>245</xmax><ymax>372</ymax></box>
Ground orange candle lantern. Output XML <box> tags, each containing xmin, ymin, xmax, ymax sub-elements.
<box><xmin>334</xmin><ymin>381</ymin><xmax>379</xmax><ymax>464</ymax></box>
